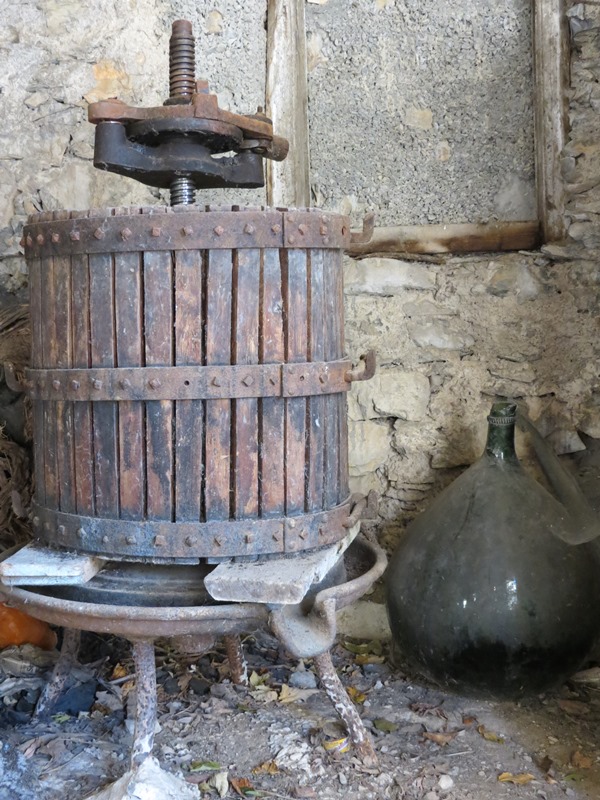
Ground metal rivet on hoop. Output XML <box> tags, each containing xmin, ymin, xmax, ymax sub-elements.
<box><xmin>213</xmin><ymin>225</ymin><xmax>224</xmax><ymax>236</ymax></box>
<box><xmin>94</xmin><ymin>228</ymin><xmax>105</xmax><ymax>240</ymax></box>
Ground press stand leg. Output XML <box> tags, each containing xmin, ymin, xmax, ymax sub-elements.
<box><xmin>313</xmin><ymin>649</ymin><xmax>378</xmax><ymax>766</ymax></box>
<box><xmin>224</xmin><ymin>634</ymin><xmax>248</xmax><ymax>686</ymax></box>
<box><xmin>35</xmin><ymin>627</ymin><xmax>81</xmax><ymax>719</ymax></box>
<box><xmin>130</xmin><ymin>639</ymin><xmax>157</xmax><ymax>769</ymax></box>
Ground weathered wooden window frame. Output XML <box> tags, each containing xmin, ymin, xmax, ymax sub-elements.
<box><xmin>265</xmin><ymin>0</ymin><xmax>568</xmax><ymax>257</ymax></box>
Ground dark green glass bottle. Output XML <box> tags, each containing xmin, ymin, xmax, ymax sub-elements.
<box><xmin>386</xmin><ymin>402</ymin><xmax>600</xmax><ymax>697</ymax></box>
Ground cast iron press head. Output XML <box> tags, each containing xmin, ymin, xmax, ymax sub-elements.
<box><xmin>88</xmin><ymin>19</ymin><xmax>289</xmax><ymax>204</ymax></box>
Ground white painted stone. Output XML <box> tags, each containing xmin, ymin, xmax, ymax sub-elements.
<box><xmin>348</xmin><ymin>419</ymin><xmax>390</xmax><ymax>476</ymax></box>
<box><xmin>204</xmin><ymin>524</ymin><xmax>360</xmax><ymax>605</ymax></box>
<box><xmin>352</xmin><ymin>370</ymin><xmax>430</xmax><ymax>421</ymax></box>
<box><xmin>0</xmin><ymin>543</ymin><xmax>105</xmax><ymax>586</ymax></box>
<box><xmin>345</xmin><ymin>258</ymin><xmax>435</xmax><ymax>295</ymax></box>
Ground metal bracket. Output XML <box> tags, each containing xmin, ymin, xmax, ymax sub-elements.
<box><xmin>26</xmin><ymin>359</ymin><xmax>354</xmax><ymax>402</ymax></box>
<box><xmin>3</xmin><ymin>362</ymin><xmax>29</xmax><ymax>393</ymax></box>
<box><xmin>31</xmin><ymin>497</ymin><xmax>355</xmax><ymax>560</ymax></box>
<box><xmin>345</xmin><ymin>350</ymin><xmax>377</xmax><ymax>383</ymax></box>
<box><xmin>269</xmin><ymin>531</ymin><xmax>387</xmax><ymax>658</ymax></box>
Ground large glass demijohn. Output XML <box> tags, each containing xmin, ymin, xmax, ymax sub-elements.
<box><xmin>386</xmin><ymin>401</ymin><xmax>600</xmax><ymax>696</ymax></box>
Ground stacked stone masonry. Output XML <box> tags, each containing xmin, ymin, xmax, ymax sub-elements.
<box><xmin>0</xmin><ymin>1</ymin><xmax>599</xmax><ymax>546</ymax></box>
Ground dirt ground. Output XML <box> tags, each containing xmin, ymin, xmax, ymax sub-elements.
<box><xmin>1</xmin><ymin>630</ymin><xmax>600</xmax><ymax>800</ymax></box>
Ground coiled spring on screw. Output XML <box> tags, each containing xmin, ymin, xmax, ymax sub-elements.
<box><xmin>170</xmin><ymin>175</ymin><xmax>196</xmax><ymax>206</ymax></box>
<box><xmin>168</xmin><ymin>20</ymin><xmax>196</xmax><ymax>205</ymax></box>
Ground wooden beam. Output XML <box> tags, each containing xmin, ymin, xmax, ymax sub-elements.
<box><xmin>266</xmin><ymin>0</ymin><xmax>310</xmax><ymax>208</ymax></box>
<box><xmin>346</xmin><ymin>221</ymin><xmax>540</xmax><ymax>258</ymax></box>
<box><xmin>534</xmin><ymin>0</ymin><xmax>569</xmax><ymax>242</ymax></box>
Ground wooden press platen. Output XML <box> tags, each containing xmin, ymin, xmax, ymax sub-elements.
<box><xmin>19</xmin><ymin>205</ymin><xmax>373</xmax><ymax>563</ymax></box>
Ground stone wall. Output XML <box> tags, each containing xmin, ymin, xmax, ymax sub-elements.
<box><xmin>0</xmin><ymin>1</ymin><xmax>599</xmax><ymax>555</ymax></box>
<box><xmin>345</xmin><ymin>0</ymin><xmax>600</xmax><ymax>545</ymax></box>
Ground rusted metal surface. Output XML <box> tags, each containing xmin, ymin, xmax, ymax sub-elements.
<box><xmin>1</xmin><ymin>584</ymin><xmax>270</xmax><ymax>638</ymax></box>
<box><xmin>24</xmin><ymin>358</ymin><xmax>359</xmax><ymax>402</ymax></box>
<box><xmin>34</xmin><ymin>628</ymin><xmax>81</xmax><ymax>719</ymax></box>
<box><xmin>223</xmin><ymin>634</ymin><xmax>249</xmax><ymax>686</ymax></box>
<box><xmin>30</xmin><ymin>498</ymin><xmax>353</xmax><ymax>559</ymax></box>
<box><xmin>88</xmin><ymin>21</ymin><xmax>288</xmax><ymax>200</ymax></box>
<box><xmin>22</xmin><ymin>208</ymin><xmax>351</xmax><ymax>257</ymax></box>
<box><xmin>131</xmin><ymin>640</ymin><xmax>158</xmax><ymax>768</ymax></box>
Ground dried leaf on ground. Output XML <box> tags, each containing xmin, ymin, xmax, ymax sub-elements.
<box><xmin>355</xmin><ymin>654</ymin><xmax>386</xmax><ymax>665</ymax></box>
<box><xmin>373</xmin><ymin>718</ymin><xmax>399</xmax><ymax>733</ymax></box>
<box><xmin>477</xmin><ymin>725</ymin><xmax>505</xmax><ymax>743</ymax></box>
<box><xmin>209</xmin><ymin>771</ymin><xmax>229</xmax><ymax>798</ymax></box>
<box><xmin>342</xmin><ymin>640</ymin><xmax>382</xmax><ymax>656</ymax></box>
<box><xmin>230</xmin><ymin>777</ymin><xmax>255</xmax><ymax>797</ymax></box>
<box><xmin>252</xmin><ymin>760</ymin><xmax>280</xmax><ymax>775</ymax></box>
<box><xmin>110</xmin><ymin>663</ymin><xmax>129</xmax><ymax>681</ymax></box>
<box><xmin>558</xmin><ymin>699</ymin><xmax>590</xmax><ymax>716</ymax></box>
<box><xmin>410</xmin><ymin>702</ymin><xmax>447</xmax><ymax>720</ymax></box>
<box><xmin>278</xmin><ymin>683</ymin><xmax>320</xmax><ymax>703</ymax></box>
<box><xmin>347</xmin><ymin>686</ymin><xmax>367</xmax><ymax>704</ymax></box>
<box><xmin>571</xmin><ymin>750</ymin><xmax>593</xmax><ymax>769</ymax></box>
<box><xmin>19</xmin><ymin>736</ymin><xmax>53</xmax><ymax>759</ymax></box>
<box><xmin>190</xmin><ymin>760</ymin><xmax>222</xmax><ymax>772</ymax></box>
<box><xmin>250</xmin><ymin>685</ymin><xmax>278</xmax><ymax>704</ymax></box>
<box><xmin>322</xmin><ymin>737</ymin><xmax>350</xmax><ymax>754</ymax></box>
<box><xmin>462</xmin><ymin>714</ymin><xmax>478</xmax><ymax>727</ymax></box>
<box><xmin>498</xmin><ymin>772</ymin><xmax>535</xmax><ymax>784</ymax></box>
<box><xmin>249</xmin><ymin>670</ymin><xmax>270</xmax><ymax>688</ymax></box>
<box><xmin>423</xmin><ymin>731</ymin><xmax>459</xmax><ymax>746</ymax></box>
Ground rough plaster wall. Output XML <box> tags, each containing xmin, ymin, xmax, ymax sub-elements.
<box><xmin>306</xmin><ymin>0</ymin><xmax>536</xmax><ymax>226</ymax></box>
<box><xmin>0</xmin><ymin>0</ymin><xmax>266</xmax><ymax>292</ymax></box>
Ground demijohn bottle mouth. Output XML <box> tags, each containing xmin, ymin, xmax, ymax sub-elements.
<box><xmin>487</xmin><ymin>401</ymin><xmax>517</xmax><ymax>427</ymax></box>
